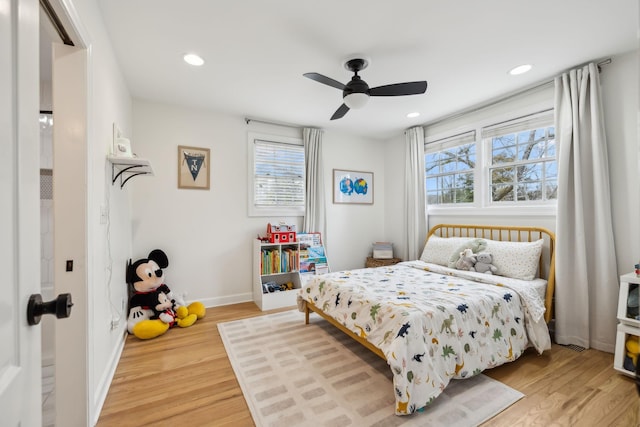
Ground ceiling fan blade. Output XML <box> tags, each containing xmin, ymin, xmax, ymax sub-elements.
<box><xmin>304</xmin><ymin>72</ymin><xmax>346</xmax><ymax>90</ymax></box>
<box><xmin>369</xmin><ymin>81</ymin><xmax>428</xmax><ymax>97</ymax></box>
<box><xmin>330</xmin><ymin>104</ymin><xmax>350</xmax><ymax>120</ymax></box>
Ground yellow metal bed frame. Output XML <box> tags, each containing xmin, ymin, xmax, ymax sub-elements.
<box><xmin>304</xmin><ymin>223</ymin><xmax>556</xmax><ymax>361</ymax></box>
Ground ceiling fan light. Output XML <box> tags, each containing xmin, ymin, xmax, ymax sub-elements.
<box><xmin>343</xmin><ymin>92</ymin><xmax>369</xmax><ymax>109</ymax></box>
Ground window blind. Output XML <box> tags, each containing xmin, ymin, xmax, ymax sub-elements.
<box><xmin>481</xmin><ymin>110</ymin><xmax>554</xmax><ymax>139</ymax></box>
<box><xmin>253</xmin><ymin>139</ymin><xmax>304</xmax><ymax>207</ymax></box>
<box><xmin>425</xmin><ymin>130</ymin><xmax>476</xmax><ymax>152</ymax></box>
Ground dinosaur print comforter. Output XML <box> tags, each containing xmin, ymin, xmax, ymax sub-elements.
<box><xmin>300</xmin><ymin>261</ymin><xmax>551</xmax><ymax>415</ymax></box>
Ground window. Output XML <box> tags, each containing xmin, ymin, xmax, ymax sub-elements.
<box><xmin>425</xmin><ymin>131</ymin><xmax>476</xmax><ymax>205</ymax></box>
<box><xmin>425</xmin><ymin>111</ymin><xmax>556</xmax><ymax>209</ymax></box>
<box><xmin>248</xmin><ymin>133</ymin><xmax>305</xmax><ymax>217</ymax></box>
<box><xmin>483</xmin><ymin>112</ymin><xmax>556</xmax><ymax>204</ymax></box>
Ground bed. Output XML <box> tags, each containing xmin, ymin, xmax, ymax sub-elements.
<box><xmin>300</xmin><ymin>223</ymin><xmax>555</xmax><ymax>415</ymax></box>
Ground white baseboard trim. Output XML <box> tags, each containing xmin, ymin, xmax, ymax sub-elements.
<box><xmin>91</xmin><ymin>327</ymin><xmax>127</xmax><ymax>426</ymax></box>
<box><xmin>193</xmin><ymin>292</ymin><xmax>253</xmax><ymax>308</ymax></box>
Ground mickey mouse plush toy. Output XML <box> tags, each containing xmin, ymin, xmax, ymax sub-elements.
<box><xmin>126</xmin><ymin>249</ymin><xmax>205</xmax><ymax>339</ymax></box>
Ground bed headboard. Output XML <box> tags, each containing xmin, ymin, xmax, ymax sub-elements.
<box><xmin>427</xmin><ymin>223</ymin><xmax>556</xmax><ymax>323</ymax></box>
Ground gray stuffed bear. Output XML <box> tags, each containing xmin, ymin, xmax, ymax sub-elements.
<box><xmin>473</xmin><ymin>252</ymin><xmax>498</xmax><ymax>275</ymax></box>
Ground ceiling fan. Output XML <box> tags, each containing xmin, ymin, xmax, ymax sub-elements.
<box><xmin>304</xmin><ymin>58</ymin><xmax>428</xmax><ymax>120</ymax></box>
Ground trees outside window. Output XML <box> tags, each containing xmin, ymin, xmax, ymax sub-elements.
<box><xmin>424</xmin><ymin>112</ymin><xmax>556</xmax><ymax>208</ymax></box>
<box><xmin>489</xmin><ymin>126</ymin><xmax>557</xmax><ymax>202</ymax></box>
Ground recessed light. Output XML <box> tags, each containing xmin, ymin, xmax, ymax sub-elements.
<box><xmin>183</xmin><ymin>53</ymin><xmax>204</xmax><ymax>66</ymax></box>
<box><xmin>407</xmin><ymin>112</ymin><xmax>420</xmax><ymax>118</ymax></box>
<box><xmin>509</xmin><ymin>64</ymin><xmax>532</xmax><ymax>75</ymax></box>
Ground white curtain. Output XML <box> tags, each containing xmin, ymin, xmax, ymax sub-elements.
<box><xmin>404</xmin><ymin>126</ymin><xmax>427</xmax><ymax>261</ymax></box>
<box><xmin>554</xmin><ymin>63</ymin><xmax>618</xmax><ymax>351</ymax></box>
<box><xmin>302</xmin><ymin>128</ymin><xmax>326</xmax><ymax>244</ymax></box>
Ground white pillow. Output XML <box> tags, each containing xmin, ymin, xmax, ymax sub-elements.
<box><xmin>420</xmin><ymin>236</ymin><xmax>475</xmax><ymax>266</ymax></box>
<box><xmin>485</xmin><ymin>239</ymin><xmax>544</xmax><ymax>280</ymax></box>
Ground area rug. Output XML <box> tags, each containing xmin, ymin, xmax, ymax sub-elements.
<box><xmin>218</xmin><ymin>309</ymin><xmax>524</xmax><ymax>427</ymax></box>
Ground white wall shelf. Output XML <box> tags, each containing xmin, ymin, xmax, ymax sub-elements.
<box><xmin>107</xmin><ymin>155</ymin><xmax>154</xmax><ymax>188</ymax></box>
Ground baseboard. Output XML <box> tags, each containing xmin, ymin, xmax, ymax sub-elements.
<box><xmin>194</xmin><ymin>292</ymin><xmax>253</xmax><ymax>308</ymax></box>
<box><xmin>91</xmin><ymin>327</ymin><xmax>127</xmax><ymax>426</ymax></box>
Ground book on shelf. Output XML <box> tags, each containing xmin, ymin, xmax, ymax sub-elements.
<box><xmin>260</xmin><ymin>246</ymin><xmax>299</xmax><ymax>275</ymax></box>
<box><xmin>261</xmin><ymin>248</ymin><xmax>281</xmax><ymax>274</ymax></box>
<box><xmin>314</xmin><ymin>263</ymin><xmax>329</xmax><ymax>274</ymax></box>
<box><xmin>281</xmin><ymin>247</ymin><xmax>299</xmax><ymax>272</ymax></box>
<box><xmin>299</xmin><ymin>240</ymin><xmax>328</xmax><ymax>275</ymax></box>
<box><xmin>298</xmin><ymin>232</ymin><xmax>322</xmax><ymax>247</ymax></box>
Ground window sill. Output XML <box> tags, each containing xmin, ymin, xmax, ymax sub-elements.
<box><xmin>427</xmin><ymin>204</ymin><xmax>556</xmax><ymax>217</ymax></box>
<box><xmin>248</xmin><ymin>207</ymin><xmax>305</xmax><ymax>218</ymax></box>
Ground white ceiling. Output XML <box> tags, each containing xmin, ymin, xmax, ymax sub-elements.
<box><xmin>97</xmin><ymin>0</ymin><xmax>638</xmax><ymax>140</ymax></box>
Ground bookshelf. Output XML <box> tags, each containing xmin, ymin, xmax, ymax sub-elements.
<box><xmin>253</xmin><ymin>240</ymin><xmax>301</xmax><ymax>310</ymax></box>
<box><xmin>253</xmin><ymin>233</ymin><xmax>330</xmax><ymax>311</ymax></box>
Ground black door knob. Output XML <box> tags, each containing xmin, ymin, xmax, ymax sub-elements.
<box><xmin>27</xmin><ymin>293</ymin><xmax>73</xmax><ymax>326</ymax></box>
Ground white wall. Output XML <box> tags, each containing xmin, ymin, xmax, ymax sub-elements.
<box><xmin>323</xmin><ymin>132</ymin><xmax>387</xmax><ymax>271</ymax></box>
<box><xmin>60</xmin><ymin>0</ymin><xmax>134</xmax><ymax>423</ymax></box>
<box><xmin>382</xmin><ymin>133</ymin><xmax>407</xmax><ymax>260</ymax></box>
<box><xmin>131</xmin><ymin>101</ymin><xmax>385</xmax><ymax>307</ymax></box>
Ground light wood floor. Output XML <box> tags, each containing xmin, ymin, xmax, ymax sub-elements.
<box><xmin>97</xmin><ymin>302</ymin><xmax>639</xmax><ymax>426</ymax></box>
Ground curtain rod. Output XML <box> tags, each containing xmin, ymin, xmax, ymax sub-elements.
<box><xmin>424</xmin><ymin>57</ymin><xmax>611</xmax><ymax>128</ymax></box>
<box><xmin>596</xmin><ymin>58</ymin><xmax>612</xmax><ymax>69</ymax></box>
<box><xmin>245</xmin><ymin>117</ymin><xmax>302</xmax><ymax>130</ymax></box>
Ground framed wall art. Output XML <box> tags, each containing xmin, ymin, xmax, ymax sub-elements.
<box><xmin>333</xmin><ymin>169</ymin><xmax>373</xmax><ymax>204</ymax></box>
<box><xmin>178</xmin><ymin>145</ymin><xmax>210</xmax><ymax>190</ymax></box>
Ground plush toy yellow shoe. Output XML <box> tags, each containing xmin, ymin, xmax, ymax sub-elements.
<box><xmin>175</xmin><ymin>305</ymin><xmax>197</xmax><ymax>328</ymax></box>
<box><xmin>187</xmin><ymin>301</ymin><xmax>206</xmax><ymax>319</ymax></box>
<box><xmin>174</xmin><ymin>302</ymin><xmax>206</xmax><ymax>327</ymax></box>
<box><xmin>132</xmin><ymin>319</ymin><xmax>170</xmax><ymax>340</ymax></box>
